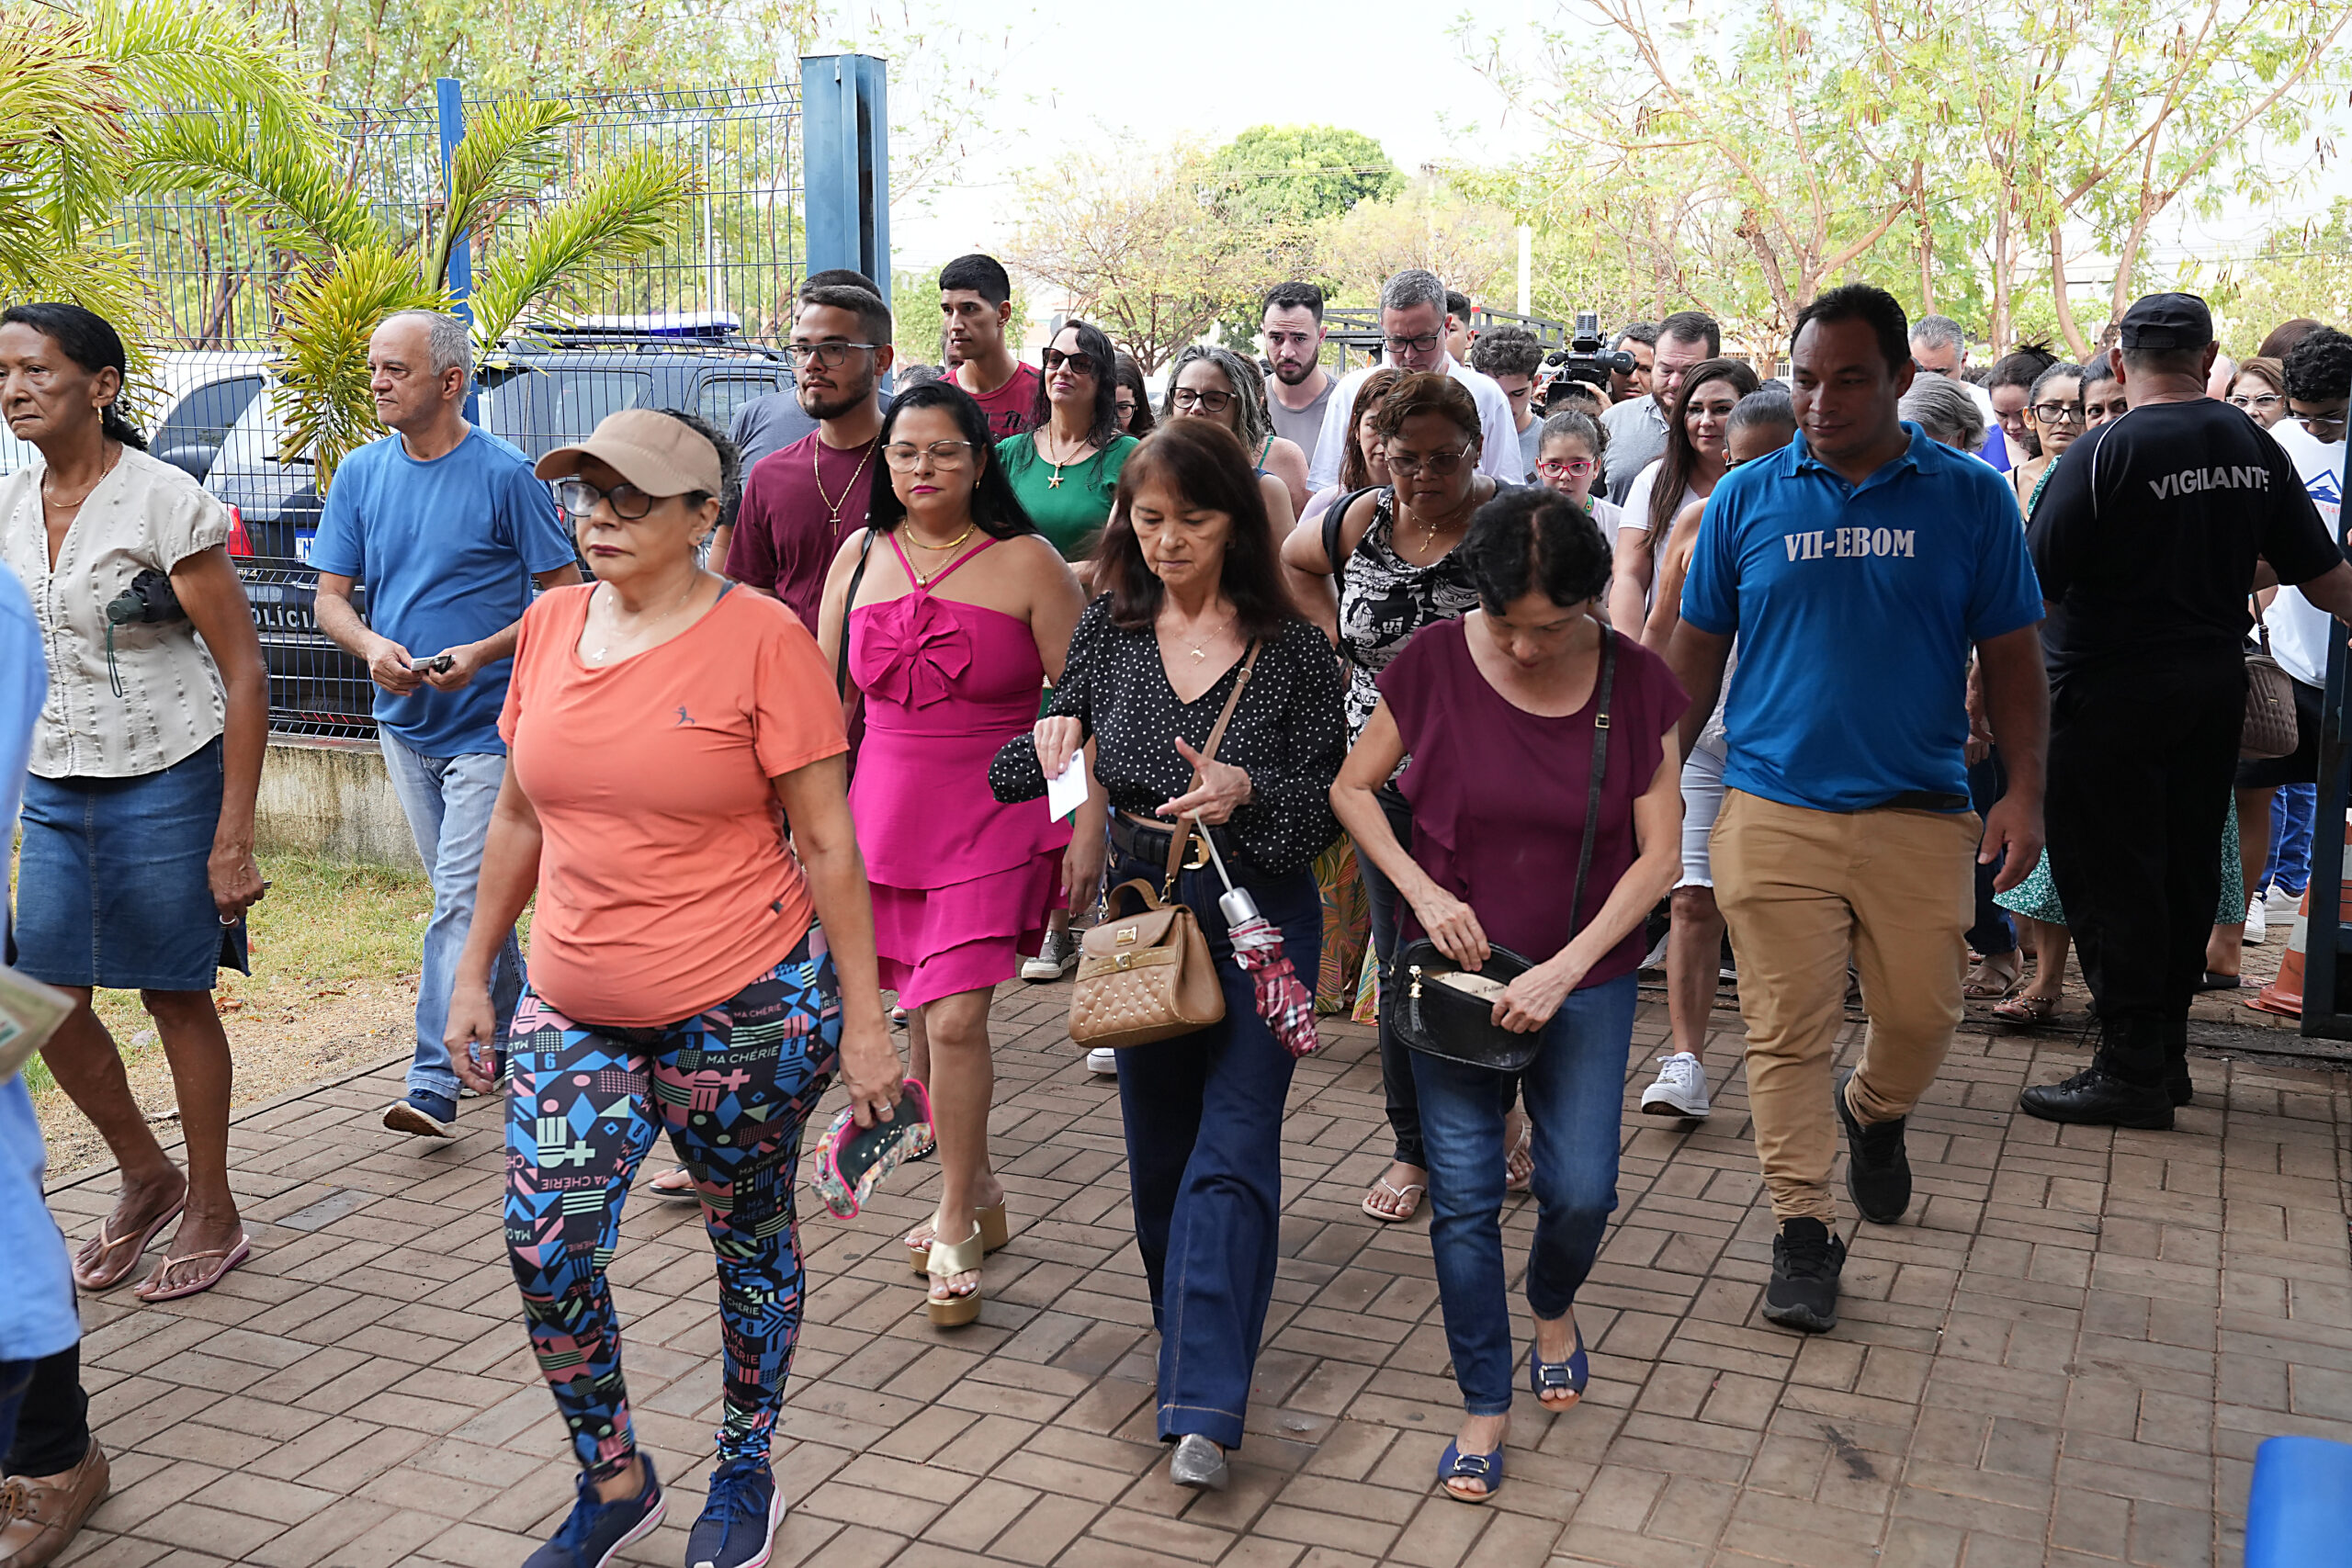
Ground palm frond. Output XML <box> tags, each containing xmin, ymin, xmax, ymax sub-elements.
<box><xmin>467</xmin><ymin>149</ymin><xmax>701</xmax><ymax>347</ymax></box>
<box><xmin>0</xmin><ymin>10</ymin><xmax>135</xmax><ymax>243</ymax></box>
<box><xmin>424</xmin><ymin>98</ymin><xmax>581</xmax><ymax>289</ymax></box>
<box><xmin>127</xmin><ymin>110</ymin><xmax>379</xmax><ymax>257</ymax></box>
<box><xmin>0</xmin><ymin>203</ymin><xmax>157</xmax><ymax>389</ymax></box>
<box><xmin>84</xmin><ymin>0</ymin><xmax>322</xmax><ymax>140</ymax></box>
<box><xmin>274</xmin><ymin>246</ymin><xmax>447</xmax><ymax>488</ymax></box>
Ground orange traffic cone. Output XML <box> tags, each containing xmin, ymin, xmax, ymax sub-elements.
<box><xmin>2249</xmin><ymin>888</ymin><xmax>2308</xmax><ymax>1016</ymax></box>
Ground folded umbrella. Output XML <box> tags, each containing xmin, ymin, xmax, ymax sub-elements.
<box><xmin>1195</xmin><ymin>819</ymin><xmax>1320</xmax><ymax>1058</ymax></box>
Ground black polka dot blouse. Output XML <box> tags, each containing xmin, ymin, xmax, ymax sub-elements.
<box><xmin>990</xmin><ymin>596</ymin><xmax>1346</xmax><ymax>880</ymax></box>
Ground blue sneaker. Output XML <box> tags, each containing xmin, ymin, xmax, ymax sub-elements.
<box><xmin>524</xmin><ymin>1455</ymin><xmax>665</xmax><ymax>1568</ymax></box>
<box><xmin>383</xmin><ymin>1089</ymin><xmax>458</xmax><ymax>1138</ymax></box>
<box><xmin>686</xmin><ymin>1461</ymin><xmax>784</xmax><ymax>1568</ymax></box>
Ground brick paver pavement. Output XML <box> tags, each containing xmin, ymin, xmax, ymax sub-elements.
<box><xmin>40</xmin><ymin>981</ymin><xmax>2352</xmax><ymax>1568</ymax></box>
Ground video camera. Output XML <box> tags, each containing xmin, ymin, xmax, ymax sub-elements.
<box><xmin>1536</xmin><ymin>311</ymin><xmax>1638</xmax><ymax>412</ymax></box>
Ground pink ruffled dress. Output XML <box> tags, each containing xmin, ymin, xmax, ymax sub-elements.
<box><xmin>847</xmin><ymin>535</ymin><xmax>1070</xmax><ymax>1009</ymax></box>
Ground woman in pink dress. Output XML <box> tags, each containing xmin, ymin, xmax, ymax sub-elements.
<box><xmin>817</xmin><ymin>380</ymin><xmax>1097</xmax><ymax>1325</ymax></box>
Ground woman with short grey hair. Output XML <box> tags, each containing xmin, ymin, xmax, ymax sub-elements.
<box><xmin>1899</xmin><ymin>376</ymin><xmax>1988</xmax><ymax>455</ymax></box>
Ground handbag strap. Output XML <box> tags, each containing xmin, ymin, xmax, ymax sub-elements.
<box><xmin>1566</xmin><ymin>619</ymin><xmax>1619</xmax><ymax>935</ymax></box>
<box><xmin>835</xmin><ymin>527</ymin><xmax>878</xmax><ymax>702</ymax></box>
<box><xmin>1164</xmin><ymin>639</ymin><xmax>1263</xmax><ymax>897</ymax></box>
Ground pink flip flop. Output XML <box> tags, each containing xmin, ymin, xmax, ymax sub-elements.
<box><xmin>73</xmin><ymin>1195</ymin><xmax>187</xmax><ymax>1292</ymax></box>
<box><xmin>133</xmin><ymin>1233</ymin><xmax>251</xmax><ymax>1303</ymax></box>
<box><xmin>810</xmin><ymin>1080</ymin><xmax>933</xmax><ymax>1220</ymax></box>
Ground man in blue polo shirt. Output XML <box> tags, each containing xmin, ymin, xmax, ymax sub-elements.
<box><xmin>312</xmin><ymin>310</ymin><xmax>581</xmax><ymax>1140</ymax></box>
<box><xmin>1670</xmin><ymin>285</ymin><xmax>2049</xmax><ymax>1336</ymax></box>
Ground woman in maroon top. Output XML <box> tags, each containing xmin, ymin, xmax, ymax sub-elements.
<box><xmin>1333</xmin><ymin>488</ymin><xmax>1686</xmax><ymax>1505</ymax></box>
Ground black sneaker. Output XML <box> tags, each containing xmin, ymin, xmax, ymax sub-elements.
<box><xmin>523</xmin><ymin>1454</ymin><xmax>664</xmax><ymax>1568</ymax></box>
<box><xmin>1763</xmin><ymin>1217</ymin><xmax>1846</xmax><ymax>1334</ymax></box>
<box><xmin>1835</xmin><ymin>1069</ymin><xmax>1910</xmax><ymax>1224</ymax></box>
<box><xmin>687</xmin><ymin>1460</ymin><xmax>784</xmax><ymax>1568</ymax></box>
<box><xmin>2017</xmin><ymin>1066</ymin><xmax>2174</xmax><ymax>1130</ymax></box>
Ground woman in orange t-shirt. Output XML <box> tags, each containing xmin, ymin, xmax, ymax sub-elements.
<box><xmin>443</xmin><ymin>409</ymin><xmax>900</xmax><ymax>1568</ymax></box>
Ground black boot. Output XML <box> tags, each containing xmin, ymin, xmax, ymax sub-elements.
<box><xmin>2018</xmin><ymin>1065</ymin><xmax>2175</xmax><ymax>1129</ymax></box>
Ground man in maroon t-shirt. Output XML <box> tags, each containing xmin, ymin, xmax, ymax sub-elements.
<box><xmin>724</xmin><ymin>285</ymin><xmax>895</xmax><ymax>629</ymax></box>
<box><xmin>940</xmin><ymin>253</ymin><xmax>1040</xmax><ymax>438</ymax></box>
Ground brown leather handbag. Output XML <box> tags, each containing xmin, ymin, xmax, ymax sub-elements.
<box><xmin>1068</xmin><ymin>642</ymin><xmax>1260</xmax><ymax>1049</ymax></box>
<box><xmin>2242</xmin><ymin>622</ymin><xmax>2298</xmax><ymax>761</ymax></box>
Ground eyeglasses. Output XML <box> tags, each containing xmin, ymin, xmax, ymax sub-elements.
<box><xmin>1385</xmin><ymin>441</ymin><xmax>1476</xmax><ymax>478</ymax></box>
<box><xmin>552</xmin><ymin>478</ymin><xmax>658</xmax><ymax>520</ymax></box>
<box><xmin>1171</xmin><ymin>388</ymin><xmax>1234</xmax><ymax>413</ymax></box>
<box><xmin>1535</xmin><ymin>457</ymin><xmax>1596</xmax><ymax>479</ymax></box>
<box><xmin>2300</xmin><ymin>411</ymin><xmax>2350</xmax><ymax>441</ymax></box>
<box><xmin>785</xmin><ymin>341</ymin><xmax>879</xmax><ymax>368</ymax></box>
<box><xmin>1722</xmin><ymin>456</ymin><xmax>1750</xmax><ymax>469</ymax></box>
<box><xmin>881</xmin><ymin>440</ymin><xmax>977</xmax><ymax>470</ymax></box>
<box><xmin>1042</xmin><ymin>348</ymin><xmax>1097</xmax><ymax>376</ymax></box>
<box><xmin>2030</xmin><ymin>401</ymin><xmax>2086</xmax><ymax>425</ymax></box>
<box><xmin>2227</xmin><ymin>392</ymin><xmax>2282</xmax><ymax>412</ymax></box>
<box><xmin>1384</xmin><ymin>332</ymin><xmax>1442</xmax><ymax>355</ymax></box>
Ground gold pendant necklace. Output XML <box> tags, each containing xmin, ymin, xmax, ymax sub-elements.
<box><xmin>1038</xmin><ymin>427</ymin><xmax>1089</xmax><ymax>490</ymax></box>
<box><xmin>904</xmin><ymin>524</ymin><xmax>978</xmax><ymax>585</ymax></box>
<box><xmin>813</xmin><ymin>434</ymin><xmax>878</xmax><ymax>528</ymax></box>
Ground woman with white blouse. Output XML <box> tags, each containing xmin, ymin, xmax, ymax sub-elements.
<box><xmin>0</xmin><ymin>304</ymin><xmax>268</xmax><ymax>1303</ymax></box>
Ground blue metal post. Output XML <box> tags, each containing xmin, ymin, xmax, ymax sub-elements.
<box><xmin>799</xmin><ymin>55</ymin><xmax>891</xmax><ymax>305</ymax></box>
<box><xmin>435</xmin><ymin>76</ymin><xmax>480</xmax><ymax>421</ymax></box>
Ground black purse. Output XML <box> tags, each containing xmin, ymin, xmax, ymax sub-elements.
<box><xmin>1393</xmin><ymin>621</ymin><xmax>1618</xmax><ymax>1073</ymax></box>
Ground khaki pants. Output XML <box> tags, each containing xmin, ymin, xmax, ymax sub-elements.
<box><xmin>1710</xmin><ymin>789</ymin><xmax>1978</xmax><ymax>1223</ymax></box>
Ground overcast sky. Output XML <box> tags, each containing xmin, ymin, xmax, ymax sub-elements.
<box><xmin>882</xmin><ymin>0</ymin><xmax>2351</xmax><ymax>297</ymax></box>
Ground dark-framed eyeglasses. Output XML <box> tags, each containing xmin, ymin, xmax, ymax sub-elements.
<box><xmin>1385</xmin><ymin>441</ymin><xmax>1477</xmax><ymax>478</ymax></box>
<box><xmin>1384</xmin><ymin>332</ymin><xmax>1442</xmax><ymax>356</ymax></box>
<box><xmin>882</xmin><ymin>439</ymin><xmax>977</xmax><ymax>470</ymax></box>
<box><xmin>1170</xmin><ymin>388</ymin><xmax>1234</xmax><ymax>413</ymax></box>
<box><xmin>2030</xmin><ymin>401</ymin><xmax>2086</xmax><ymax>425</ymax></box>
<box><xmin>551</xmin><ymin>477</ymin><xmax>656</xmax><ymax>520</ymax></box>
<box><xmin>1043</xmin><ymin>347</ymin><xmax>1098</xmax><ymax>376</ymax></box>
<box><xmin>785</xmin><ymin>341</ymin><xmax>880</xmax><ymax>368</ymax></box>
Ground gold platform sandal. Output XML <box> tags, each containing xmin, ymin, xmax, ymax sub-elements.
<box><xmin>905</xmin><ymin>1201</ymin><xmax>1009</xmax><ymax>1275</ymax></box>
<box><xmin>924</xmin><ymin>1223</ymin><xmax>987</xmax><ymax>1327</ymax></box>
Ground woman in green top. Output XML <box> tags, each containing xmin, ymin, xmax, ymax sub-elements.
<box><xmin>997</xmin><ymin>318</ymin><xmax>1137</xmax><ymax>567</ymax></box>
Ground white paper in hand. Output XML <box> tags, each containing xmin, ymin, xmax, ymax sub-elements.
<box><xmin>1046</xmin><ymin>755</ymin><xmax>1090</xmax><ymax>823</ymax></box>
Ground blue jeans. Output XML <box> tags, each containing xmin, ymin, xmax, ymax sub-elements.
<box><xmin>2265</xmin><ymin>782</ymin><xmax>2316</xmax><ymax>898</ymax></box>
<box><xmin>1412</xmin><ymin>972</ymin><xmax>1639</xmax><ymax>1416</ymax></box>
<box><xmin>380</xmin><ymin>732</ymin><xmax>522</xmax><ymax>1098</ymax></box>
<box><xmin>1112</xmin><ymin>855</ymin><xmax>1319</xmax><ymax>1451</ymax></box>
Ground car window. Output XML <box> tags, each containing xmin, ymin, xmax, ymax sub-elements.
<box><xmin>482</xmin><ymin>369</ymin><xmax>657</xmax><ymax>458</ymax></box>
<box><xmin>155</xmin><ymin>376</ymin><xmax>265</xmax><ymax>459</ymax></box>
<box><xmin>696</xmin><ymin>374</ymin><xmax>786</xmax><ymax>428</ymax></box>
<box><xmin>213</xmin><ymin>390</ymin><xmax>311</xmax><ymax>472</ymax></box>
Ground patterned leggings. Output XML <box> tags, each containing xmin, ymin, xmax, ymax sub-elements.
<box><xmin>503</xmin><ymin>929</ymin><xmax>841</xmax><ymax>1478</ymax></box>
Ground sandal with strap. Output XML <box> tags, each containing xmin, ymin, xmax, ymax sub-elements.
<box><xmin>133</xmin><ymin>1232</ymin><xmax>251</xmax><ymax>1303</ymax></box>
<box><xmin>1436</xmin><ymin>1441</ymin><xmax>1505</xmax><ymax>1504</ymax></box>
<box><xmin>923</xmin><ymin>1223</ymin><xmax>986</xmax><ymax>1327</ymax></box>
<box><xmin>1362</xmin><ymin>1177</ymin><xmax>1426</xmax><ymax>1224</ymax></box>
<box><xmin>1530</xmin><ymin>1323</ymin><xmax>1588</xmax><ymax>1411</ymax></box>
<box><xmin>1963</xmin><ymin>953</ymin><xmax>2024</xmax><ymax>1000</ymax></box>
<box><xmin>1992</xmin><ymin>992</ymin><xmax>2061</xmax><ymax>1027</ymax></box>
<box><xmin>73</xmin><ymin>1194</ymin><xmax>187</xmax><ymax>1292</ymax></box>
<box><xmin>906</xmin><ymin>1201</ymin><xmax>1008</xmax><ymax>1275</ymax></box>
<box><xmin>1503</xmin><ymin>1117</ymin><xmax>1532</xmax><ymax>1194</ymax></box>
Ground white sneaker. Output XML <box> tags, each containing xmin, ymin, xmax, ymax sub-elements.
<box><xmin>2267</xmin><ymin>884</ymin><xmax>2302</xmax><ymax>918</ymax></box>
<box><xmin>2244</xmin><ymin>896</ymin><xmax>2267</xmax><ymax>945</ymax></box>
<box><xmin>1023</xmin><ymin>927</ymin><xmax>1080</xmax><ymax>982</ymax></box>
<box><xmin>1639</xmin><ymin>1052</ymin><xmax>1710</xmax><ymax>1118</ymax></box>
<box><xmin>1086</xmin><ymin>1047</ymin><xmax>1119</xmax><ymax>1076</ymax></box>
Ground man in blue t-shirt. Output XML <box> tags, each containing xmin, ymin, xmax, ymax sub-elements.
<box><xmin>1672</xmin><ymin>285</ymin><xmax>2049</xmax><ymax>1337</ymax></box>
<box><xmin>312</xmin><ymin>310</ymin><xmax>581</xmax><ymax>1139</ymax></box>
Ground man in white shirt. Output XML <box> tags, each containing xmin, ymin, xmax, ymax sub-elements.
<box><xmin>2238</xmin><ymin>325</ymin><xmax>2350</xmax><ymax>925</ymax></box>
<box><xmin>1909</xmin><ymin>313</ymin><xmax>2000</xmax><ymax>425</ymax></box>
<box><xmin>1600</xmin><ymin>310</ymin><xmax>1718</xmax><ymax>502</ymax></box>
<box><xmin>1306</xmin><ymin>269</ymin><xmax>1522</xmax><ymax>490</ymax></box>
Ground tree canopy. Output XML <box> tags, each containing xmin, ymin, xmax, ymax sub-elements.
<box><xmin>1208</xmin><ymin>125</ymin><xmax>1403</xmax><ymax>230</ymax></box>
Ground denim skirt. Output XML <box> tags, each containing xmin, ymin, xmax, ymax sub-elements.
<box><xmin>16</xmin><ymin>737</ymin><xmax>245</xmax><ymax>991</ymax></box>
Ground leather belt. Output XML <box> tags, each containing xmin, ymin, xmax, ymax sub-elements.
<box><xmin>1108</xmin><ymin>814</ymin><xmax>1233</xmax><ymax>876</ymax></box>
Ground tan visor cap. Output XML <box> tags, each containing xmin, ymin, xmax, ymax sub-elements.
<box><xmin>534</xmin><ymin>408</ymin><xmax>721</xmax><ymax>497</ymax></box>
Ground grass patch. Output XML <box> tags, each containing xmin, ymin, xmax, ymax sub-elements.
<box><xmin>17</xmin><ymin>853</ymin><xmax>440</xmax><ymax>1094</ymax></box>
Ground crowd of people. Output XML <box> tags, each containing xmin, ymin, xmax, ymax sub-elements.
<box><xmin>0</xmin><ymin>256</ymin><xmax>2345</xmax><ymax>1565</ymax></box>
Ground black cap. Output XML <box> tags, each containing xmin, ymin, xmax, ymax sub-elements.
<box><xmin>2118</xmin><ymin>292</ymin><xmax>2213</xmax><ymax>352</ymax></box>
